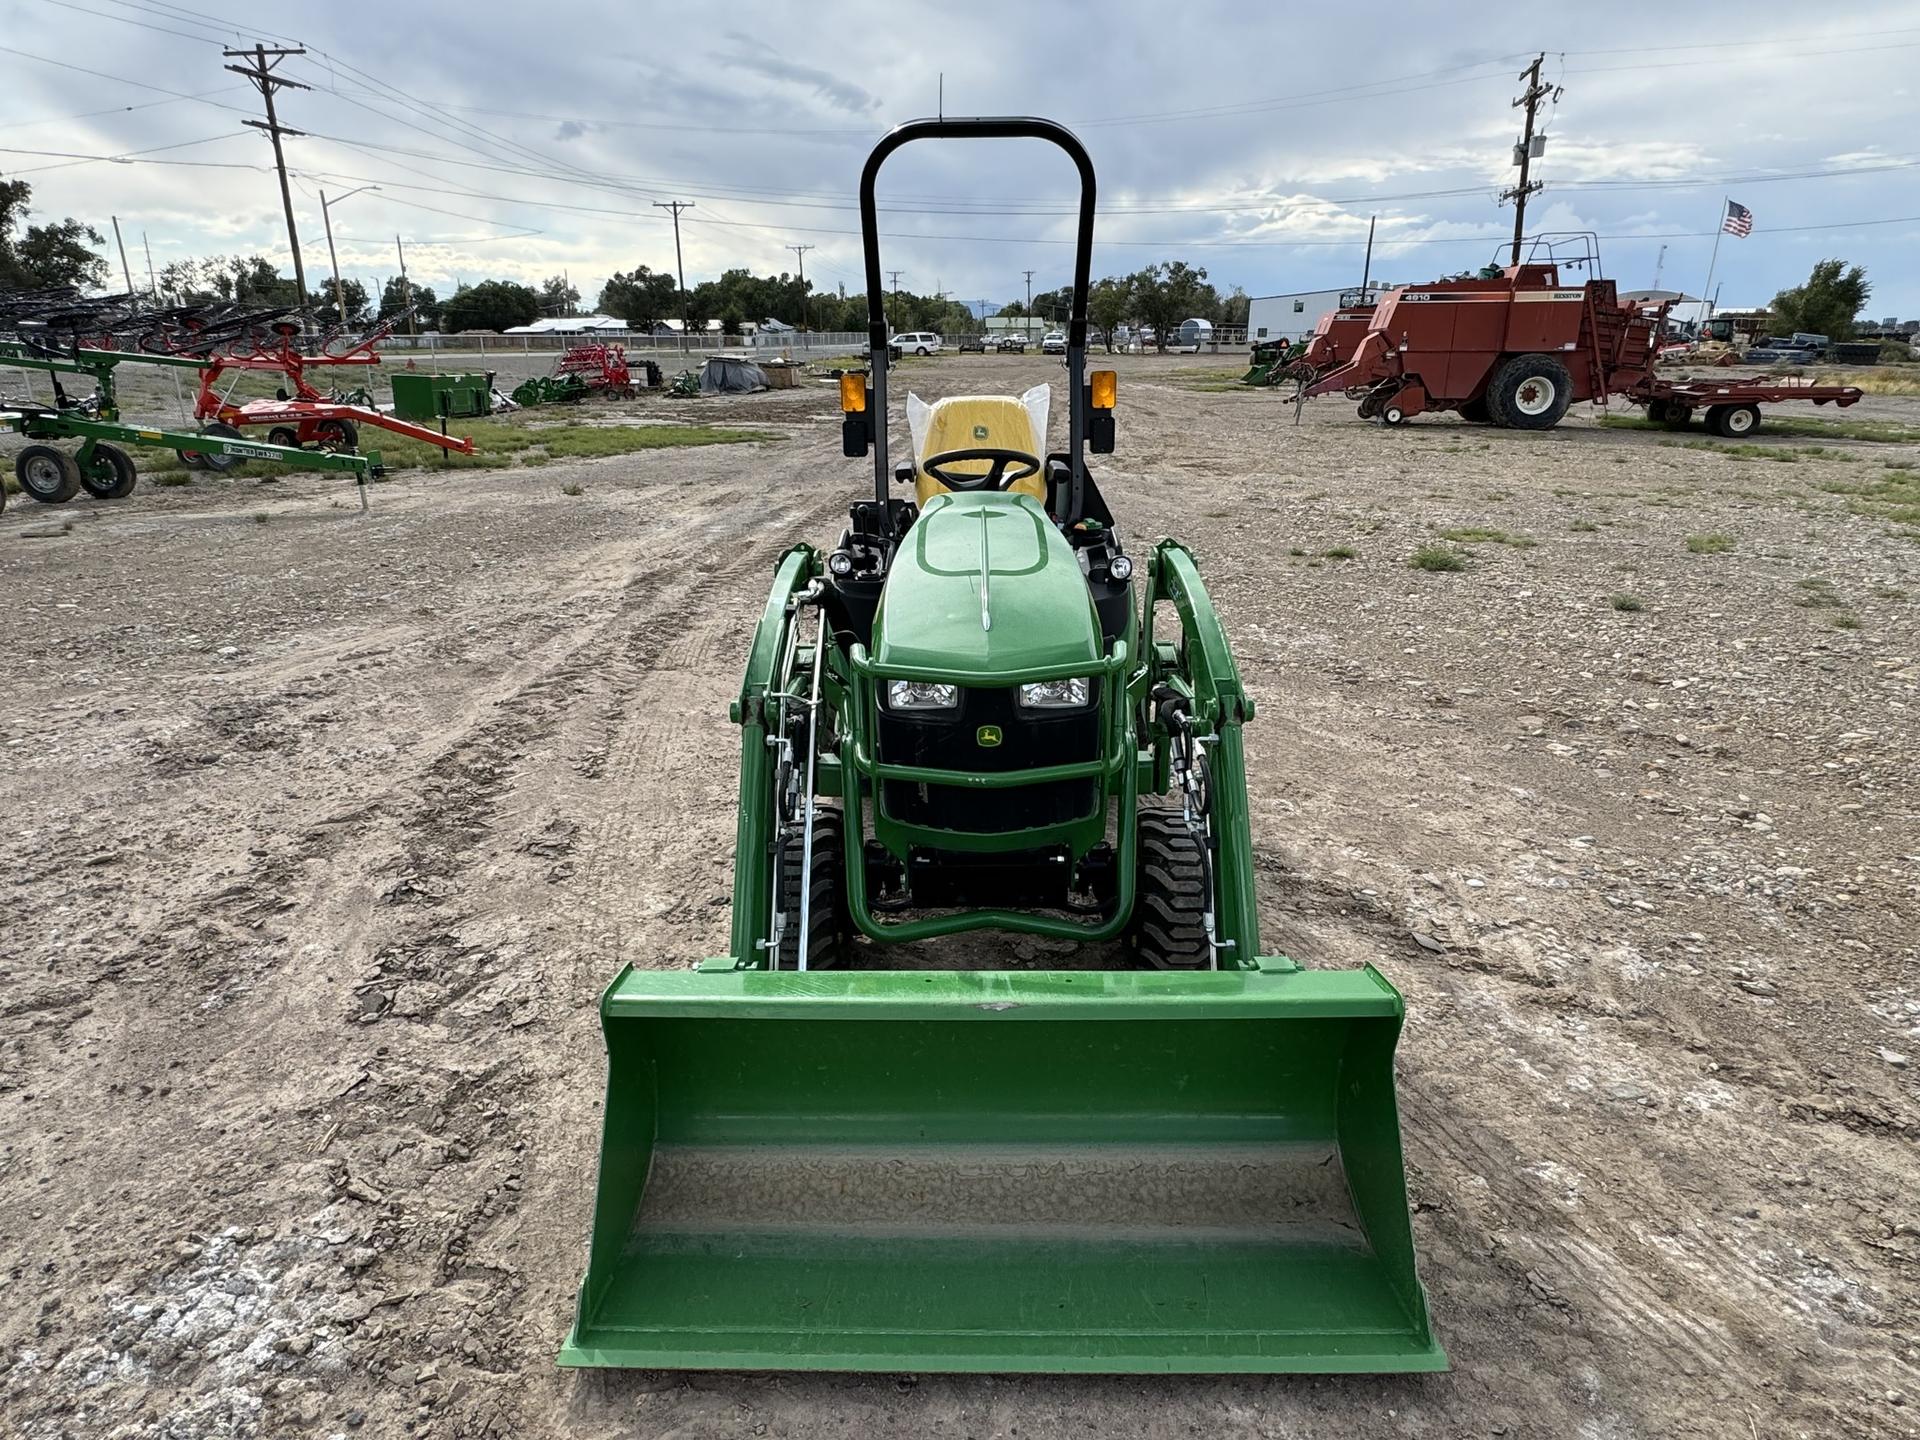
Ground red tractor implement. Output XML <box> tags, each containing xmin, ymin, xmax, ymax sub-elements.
<box><xmin>187</xmin><ymin>318</ymin><xmax>476</xmax><ymax>456</ymax></box>
<box><xmin>1304</xmin><ymin>254</ymin><xmax>1861</xmax><ymax>434</ymax></box>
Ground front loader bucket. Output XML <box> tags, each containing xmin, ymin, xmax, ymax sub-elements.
<box><xmin>560</xmin><ymin>962</ymin><xmax>1444</xmax><ymax>1374</ymax></box>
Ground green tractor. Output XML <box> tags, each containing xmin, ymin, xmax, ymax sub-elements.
<box><xmin>562</xmin><ymin>117</ymin><xmax>1443</xmax><ymax>1376</ymax></box>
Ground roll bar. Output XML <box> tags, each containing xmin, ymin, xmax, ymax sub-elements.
<box><xmin>858</xmin><ymin>117</ymin><xmax>1097</xmax><ymax>526</ymax></box>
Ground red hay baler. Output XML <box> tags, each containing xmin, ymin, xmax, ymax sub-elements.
<box><xmin>1302</xmin><ymin>259</ymin><xmax>1862</xmax><ymax>435</ymax></box>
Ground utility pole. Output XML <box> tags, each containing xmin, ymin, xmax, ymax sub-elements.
<box><xmin>786</xmin><ymin>243</ymin><xmax>814</xmax><ymax>339</ymax></box>
<box><xmin>224</xmin><ymin>44</ymin><xmax>311</xmax><ymax>305</ymax></box>
<box><xmin>110</xmin><ymin>216</ymin><xmax>135</xmax><ymax>295</ymax></box>
<box><xmin>1360</xmin><ymin>215</ymin><xmax>1376</xmax><ymax>296</ymax></box>
<box><xmin>653</xmin><ymin>200</ymin><xmax>694</xmax><ymax>350</ymax></box>
<box><xmin>142</xmin><ymin>232</ymin><xmax>157</xmax><ymax>297</ymax></box>
<box><xmin>1022</xmin><ymin>268</ymin><xmax>1035</xmax><ymax>342</ymax></box>
<box><xmin>396</xmin><ymin>234</ymin><xmax>414</xmax><ymax>336</ymax></box>
<box><xmin>887</xmin><ymin>269</ymin><xmax>904</xmax><ymax>333</ymax></box>
<box><xmin>1652</xmin><ymin>243</ymin><xmax>1668</xmax><ymax>291</ymax></box>
<box><xmin>1501</xmin><ymin>52</ymin><xmax>1553</xmax><ymax>266</ymax></box>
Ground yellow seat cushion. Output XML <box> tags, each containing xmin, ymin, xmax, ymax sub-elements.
<box><xmin>913</xmin><ymin>395</ymin><xmax>1047</xmax><ymax>506</ymax></box>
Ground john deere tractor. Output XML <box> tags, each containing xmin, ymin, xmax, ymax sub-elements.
<box><xmin>562</xmin><ymin>117</ymin><xmax>1443</xmax><ymax>1376</ymax></box>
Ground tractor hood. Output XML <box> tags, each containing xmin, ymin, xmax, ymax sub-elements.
<box><xmin>872</xmin><ymin>492</ymin><xmax>1102</xmax><ymax>677</ymax></box>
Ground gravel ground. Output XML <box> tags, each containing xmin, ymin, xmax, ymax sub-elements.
<box><xmin>1</xmin><ymin>353</ymin><xmax>1917</xmax><ymax>1439</ymax></box>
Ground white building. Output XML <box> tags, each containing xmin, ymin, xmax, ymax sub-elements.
<box><xmin>1246</xmin><ymin>283</ymin><xmax>1396</xmax><ymax>346</ymax></box>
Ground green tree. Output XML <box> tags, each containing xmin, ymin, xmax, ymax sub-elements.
<box><xmin>378</xmin><ymin>275</ymin><xmax>440</xmax><ymax>330</ymax></box>
<box><xmin>441</xmin><ymin>279</ymin><xmax>539</xmax><ymax>332</ymax></box>
<box><xmin>215</xmin><ymin>255</ymin><xmax>300</xmax><ymax>306</ymax></box>
<box><xmin>308</xmin><ymin>277</ymin><xmax>372</xmax><ymax>326</ymax></box>
<box><xmin>998</xmin><ymin>299</ymin><xmax>1027</xmax><ymax>318</ymax></box>
<box><xmin>1218</xmin><ymin>285</ymin><xmax>1251</xmax><ymax>329</ymax></box>
<box><xmin>0</xmin><ymin>176</ymin><xmax>107</xmax><ymax>291</ymax></box>
<box><xmin>598</xmin><ymin>265</ymin><xmax>678</xmax><ymax>331</ymax></box>
<box><xmin>1087</xmin><ymin>277</ymin><xmax>1128</xmax><ymax>352</ymax></box>
<box><xmin>539</xmin><ymin>273</ymin><xmax>580</xmax><ymax>316</ymax></box>
<box><xmin>1769</xmin><ymin>259</ymin><xmax>1871</xmax><ymax>340</ymax></box>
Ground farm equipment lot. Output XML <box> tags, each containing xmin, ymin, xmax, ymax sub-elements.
<box><xmin>1</xmin><ymin>352</ymin><xmax>1916</xmax><ymax>1437</ymax></box>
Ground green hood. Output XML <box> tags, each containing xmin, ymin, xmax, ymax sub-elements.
<box><xmin>872</xmin><ymin>492</ymin><xmax>1101</xmax><ymax>677</ymax></box>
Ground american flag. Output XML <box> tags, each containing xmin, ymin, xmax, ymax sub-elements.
<box><xmin>1723</xmin><ymin>200</ymin><xmax>1754</xmax><ymax>237</ymax></box>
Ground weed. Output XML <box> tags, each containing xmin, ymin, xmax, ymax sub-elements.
<box><xmin>1409</xmin><ymin>543</ymin><xmax>1468</xmax><ymax>572</ymax></box>
<box><xmin>1610</xmin><ymin>593</ymin><xmax>1643</xmax><ymax>612</ymax></box>
<box><xmin>253</xmin><ymin>512</ymin><xmax>269</xmax><ymax>525</ymax></box>
<box><xmin>155</xmin><ymin>472</ymin><xmax>192</xmax><ymax>486</ymax></box>
<box><xmin>1438</xmin><ymin>525</ymin><xmax>1534</xmax><ymax>547</ymax></box>
<box><xmin>560</xmin><ymin>481</ymin><xmax>585</xmax><ymax>496</ymax></box>
<box><xmin>1323</xmin><ymin>545</ymin><xmax>1358</xmax><ymax>560</ymax></box>
<box><xmin>1831</xmin><ymin>613</ymin><xmax>1862</xmax><ymax>630</ymax></box>
<box><xmin>1872</xmin><ymin>586</ymin><xmax>1907</xmax><ymax>600</ymax></box>
<box><xmin>1686</xmin><ymin>533</ymin><xmax>1734</xmax><ymax>554</ymax></box>
<box><xmin>1813</xmin><ymin>463</ymin><xmax>1920</xmax><ymax>525</ymax></box>
<box><xmin>1287</xmin><ymin>546</ymin><xmax>1307</xmax><ymax>557</ymax></box>
<box><xmin>1569</xmin><ymin>518</ymin><xmax>1600</xmax><ymax>532</ymax></box>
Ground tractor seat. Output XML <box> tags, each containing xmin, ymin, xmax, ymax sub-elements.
<box><xmin>911</xmin><ymin>394</ymin><xmax>1048</xmax><ymax>507</ymax></box>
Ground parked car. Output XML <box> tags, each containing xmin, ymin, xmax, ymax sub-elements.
<box><xmin>1041</xmin><ymin>330</ymin><xmax>1066</xmax><ymax>354</ymax></box>
<box><xmin>957</xmin><ymin>335</ymin><xmax>987</xmax><ymax>353</ymax></box>
<box><xmin>895</xmin><ymin>331</ymin><xmax>943</xmax><ymax>356</ymax></box>
<box><xmin>993</xmin><ymin>334</ymin><xmax>1028</xmax><ymax>353</ymax></box>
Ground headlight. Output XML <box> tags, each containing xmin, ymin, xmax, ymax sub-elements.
<box><xmin>1107</xmin><ymin>554</ymin><xmax>1133</xmax><ymax>582</ymax></box>
<box><xmin>1017</xmin><ymin>677</ymin><xmax>1091</xmax><ymax>709</ymax></box>
<box><xmin>887</xmin><ymin>680</ymin><xmax>960</xmax><ymax>711</ymax></box>
<box><xmin>827</xmin><ymin>550</ymin><xmax>854</xmax><ymax>577</ymax></box>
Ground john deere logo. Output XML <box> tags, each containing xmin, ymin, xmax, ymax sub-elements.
<box><xmin>971</xmin><ymin>423</ymin><xmax>990</xmax><ymax>440</ymax></box>
<box><xmin>976</xmin><ymin>724</ymin><xmax>1002</xmax><ymax>747</ymax></box>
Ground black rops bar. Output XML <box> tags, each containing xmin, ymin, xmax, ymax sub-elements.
<box><xmin>858</xmin><ymin>116</ymin><xmax>1098</xmax><ymax>531</ymax></box>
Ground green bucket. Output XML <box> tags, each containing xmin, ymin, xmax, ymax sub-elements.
<box><xmin>560</xmin><ymin>963</ymin><xmax>1444</xmax><ymax>1374</ymax></box>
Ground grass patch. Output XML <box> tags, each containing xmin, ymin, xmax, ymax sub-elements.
<box><xmin>1812</xmin><ymin>463</ymin><xmax>1920</xmax><ymax>525</ymax></box>
<box><xmin>559</xmin><ymin>481</ymin><xmax>584</xmax><ymax>496</ymax></box>
<box><xmin>1831</xmin><ymin>613</ymin><xmax>1862</xmax><ymax>630</ymax></box>
<box><xmin>1793</xmin><ymin>578</ymin><xmax>1843</xmax><ymax>609</ymax></box>
<box><xmin>1569</xmin><ymin>518</ymin><xmax>1600</xmax><ymax>532</ymax></box>
<box><xmin>134</xmin><ymin>418</ymin><xmax>778</xmax><ymax>481</ymax></box>
<box><xmin>1610</xmin><ymin>593</ymin><xmax>1643</xmax><ymax>612</ymax></box>
<box><xmin>1409</xmin><ymin>543</ymin><xmax>1468</xmax><ymax>572</ymax></box>
<box><xmin>1606</xmin><ymin>412</ymin><xmax>1920</xmax><ymax>444</ymax></box>
<box><xmin>1686</xmin><ymin>532</ymin><xmax>1734</xmax><ymax>554</ymax></box>
<box><xmin>1437</xmin><ymin>525</ymin><xmax>1534</xmax><ymax>547</ymax></box>
<box><xmin>1323</xmin><ymin>545</ymin><xmax>1357</xmax><ymax>560</ymax></box>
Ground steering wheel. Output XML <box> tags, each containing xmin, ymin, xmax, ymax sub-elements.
<box><xmin>920</xmin><ymin>447</ymin><xmax>1043</xmax><ymax>492</ymax></box>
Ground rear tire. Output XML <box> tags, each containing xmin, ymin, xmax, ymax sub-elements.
<box><xmin>778</xmin><ymin>807</ymin><xmax>847</xmax><ymax>969</ymax></box>
<box><xmin>1134</xmin><ymin>810</ymin><xmax>1210</xmax><ymax>970</ymax></box>
<box><xmin>1457</xmin><ymin>396</ymin><xmax>1491</xmax><ymax>424</ymax></box>
<box><xmin>266</xmin><ymin>426</ymin><xmax>301</xmax><ymax>449</ymax></box>
<box><xmin>195</xmin><ymin>421</ymin><xmax>246</xmax><ymax>472</ymax></box>
<box><xmin>15</xmin><ymin>445</ymin><xmax>80</xmax><ymax>504</ymax></box>
<box><xmin>79</xmin><ymin>443</ymin><xmax>138</xmax><ymax>500</ymax></box>
<box><xmin>1708</xmin><ymin>403</ymin><xmax>1760</xmax><ymax>438</ymax></box>
<box><xmin>314</xmin><ymin>418</ymin><xmax>358</xmax><ymax>453</ymax></box>
<box><xmin>1484</xmin><ymin>353</ymin><xmax>1572</xmax><ymax>430</ymax></box>
<box><xmin>1661</xmin><ymin>404</ymin><xmax>1693</xmax><ymax>431</ymax></box>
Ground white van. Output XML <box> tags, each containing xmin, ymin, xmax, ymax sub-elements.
<box><xmin>894</xmin><ymin>331</ymin><xmax>943</xmax><ymax>356</ymax></box>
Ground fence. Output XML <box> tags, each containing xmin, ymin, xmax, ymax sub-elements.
<box><xmin>373</xmin><ymin>330</ymin><xmax>871</xmax><ymax>359</ymax></box>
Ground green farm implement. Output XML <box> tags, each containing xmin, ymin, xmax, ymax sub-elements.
<box><xmin>2</xmin><ymin>341</ymin><xmax>383</xmax><ymax>511</ymax></box>
<box><xmin>560</xmin><ymin>118</ymin><xmax>1443</xmax><ymax>1377</ymax></box>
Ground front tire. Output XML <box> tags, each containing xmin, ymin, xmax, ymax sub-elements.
<box><xmin>777</xmin><ymin>807</ymin><xmax>847</xmax><ymax>969</ymax></box>
<box><xmin>1485</xmin><ymin>353</ymin><xmax>1572</xmax><ymax>430</ymax></box>
<box><xmin>79</xmin><ymin>442</ymin><xmax>138</xmax><ymax>500</ymax></box>
<box><xmin>1134</xmin><ymin>810</ymin><xmax>1210</xmax><ymax>970</ymax></box>
<box><xmin>15</xmin><ymin>445</ymin><xmax>80</xmax><ymax>504</ymax></box>
<box><xmin>194</xmin><ymin>421</ymin><xmax>247</xmax><ymax>472</ymax></box>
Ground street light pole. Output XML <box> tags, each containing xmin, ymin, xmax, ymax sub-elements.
<box><xmin>319</xmin><ymin>185</ymin><xmax>379</xmax><ymax>328</ymax></box>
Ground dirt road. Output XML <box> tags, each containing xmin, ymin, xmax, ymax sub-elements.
<box><xmin>2</xmin><ymin>354</ymin><xmax>1915</xmax><ymax>1438</ymax></box>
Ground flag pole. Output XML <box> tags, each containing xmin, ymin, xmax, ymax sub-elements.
<box><xmin>1698</xmin><ymin>196</ymin><xmax>1727</xmax><ymax>331</ymax></box>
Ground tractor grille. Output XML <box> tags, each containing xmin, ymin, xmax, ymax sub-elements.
<box><xmin>878</xmin><ymin>683</ymin><xmax>1100</xmax><ymax>833</ymax></box>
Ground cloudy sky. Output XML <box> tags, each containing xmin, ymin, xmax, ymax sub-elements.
<box><xmin>3</xmin><ymin>0</ymin><xmax>1918</xmax><ymax>319</ymax></box>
